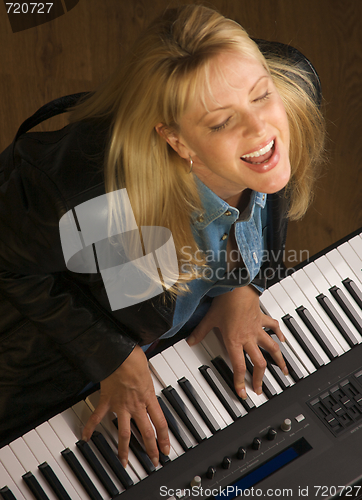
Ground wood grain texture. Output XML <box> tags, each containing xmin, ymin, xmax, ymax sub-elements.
<box><xmin>1</xmin><ymin>0</ymin><xmax>361</xmax><ymax>264</ymax></box>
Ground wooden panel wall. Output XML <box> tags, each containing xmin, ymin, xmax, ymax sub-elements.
<box><xmin>1</xmin><ymin>0</ymin><xmax>361</xmax><ymax>266</ymax></box>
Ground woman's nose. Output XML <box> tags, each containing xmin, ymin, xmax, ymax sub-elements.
<box><xmin>241</xmin><ymin>110</ymin><xmax>265</xmax><ymax>138</ymax></box>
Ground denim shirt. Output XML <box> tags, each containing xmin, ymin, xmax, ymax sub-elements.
<box><xmin>159</xmin><ymin>176</ymin><xmax>267</xmax><ymax>340</ymax></box>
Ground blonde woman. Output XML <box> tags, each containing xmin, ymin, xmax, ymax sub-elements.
<box><xmin>0</xmin><ymin>4</ymin><xmax>324</xmax><ymax>467</ymax></box>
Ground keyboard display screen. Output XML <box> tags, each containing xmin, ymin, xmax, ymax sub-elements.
<box><xmin>211</xmin><ymin>438</ymin><xmax>312</xmax><ymax>499</ymax></box>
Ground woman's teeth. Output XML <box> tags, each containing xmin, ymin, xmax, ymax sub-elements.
<box><xmin>241</xmin><ymin>140</ymin><xmax>274</xmax><ymax>161</ymax></box>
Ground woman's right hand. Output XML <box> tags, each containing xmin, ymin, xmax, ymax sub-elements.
<box><xmin>82</xmin><ymin>345</ymin><xmax>170</xmax><ymax>467</ymax></box>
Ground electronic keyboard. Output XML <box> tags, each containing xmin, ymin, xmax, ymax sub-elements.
<box><xmin>1</xmin><ymin>229</ymin><xmax>362</xmax><ymax>500</ymax></box>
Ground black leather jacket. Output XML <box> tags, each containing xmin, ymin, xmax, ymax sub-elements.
<box><xmin>0</xmin><ymin>117</ymin><xmax>289</xmax><ymax>441</ymax></box>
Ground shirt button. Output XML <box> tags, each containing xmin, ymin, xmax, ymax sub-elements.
<box><xmin>221</xmin><ymin>233</ymin><xmax>228</xmax><ymax>241</ymax></box>
<box><xmin>262</xmin><ymin>194</ymin><xmax>265</xmax><ymax>201</ymax></box>
<box><xmin>224</xmin><ymin>210</ymin><xmax>232</xmax><ymax>216</ymax></box>
<box><xmin>197</xmin><ymin>214</ymin><xmax>204</xmax><ymax>223</ymax></box>
<box><xmin>252</xmin><ymin>252</ymin><xmax>258</xmax><ymax>264</ymax></box>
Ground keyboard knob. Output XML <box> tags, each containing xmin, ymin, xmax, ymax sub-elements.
<box><xmin>237</xmin><ymin>446</ymin><xmax>247</xmax><ymax>459</ymax></box>
<box><xmin>281</xmin><ymin>418</ymin><xmax>292</xmax><ymax>432</ymax></box>
<box><xmin>222</xmin><ymin>456</ymin><xmax>232</xmax><ymax>469</ymax></box>
<box><xmin>190</xmin><ymin>476</ymin><xmax>202</xmax><ymax>488</ymax></box>
<box><xmin>267</xmin><ymin>428</ymin><xmax>277</xmax><ymax>440</ymax></box>
<box><xmin>206</xmin><ymin>466</ymin><xmax>216</xmax><ymax>480</ymax></box>
<box><xmin>252</xmin><ymin>437</ymin><xmax>262</xmax><ymax>450</ymax></box>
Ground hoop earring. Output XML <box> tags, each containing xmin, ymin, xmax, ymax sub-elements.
<box><xmin>188</xmin><ymin>155</ymin><xmax>193</xmax><ymax>174</ymax></box>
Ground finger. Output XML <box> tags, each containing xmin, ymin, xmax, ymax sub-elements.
<box><xmin>259</xmin><ymin>331</ymin><xmax>289</xmax><ymax>376</ymax></box>
<box><xmin>226</xmin><ymin>346</ymin><xmax>247</xmax><ymax>400</ymax></box>
<box><xmin>82</xmin><ymin>399</ymin><xmax>110</xmax><ymax>442</ymax></box>
<box><xmin>243</xmin><ymin>342</ymin><xmax>267</xmax><ymax>395</ymax></box>
<box><xmin>147</xmin><ymin>398</ymin><xmax>170</xmax><ymax>457</ymax></box>
<box><xmin>116</xmin><ymin>410</ymin><xmax>132</xmax><ymax>468</ymax></box>
<box><xmin>133</xmin><ymin>408</ymin><xmax>160</xmax><ymax>467</ymax></box>
<box><xmin>263</xmin><ymin>316</ymin><xmax>285</xmax><ymax>342</ymax></box>
<box><xmin>187</xmin><ymin>316</ymin><xmax>213</xmax><ymax>346</ymax></box>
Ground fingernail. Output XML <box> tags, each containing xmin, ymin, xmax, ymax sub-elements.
<box><xmin>164</xmin><ymin>445</ymin><xmax>170</xmax><ymax>456</ymax></box>
<box><xmin>187</xmin><ymin>335</ymin><xmax>195</xmax><ymax>346</ymax></box>
<box><xmin>256</xmin><ymin>386</ymin><xmax>263</xmax><ymax>395</ymax></box>
<box><xmin>120</xmin><ymin>459</ymin><xmax>128</xmax><ymax>468</ymax></box>
<box><xmin>283</xmin><ymin>366</ymin><xmax>289</xmax><ymax>375</ymax></box>
<box><xmin>152</xmin><ymin>457</ymin><xmax>159</xmax><ymax>467</ymax></box>
<box><xmin>239</xmin><ymin>388</ymin><xmax>247</xmax><ymax>400</ymax></box>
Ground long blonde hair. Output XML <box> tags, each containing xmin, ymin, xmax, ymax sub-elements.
<box><xmin>70</xmin><ymin>4</ymin><xmax>325</xmax><ymax>295</ymax></box>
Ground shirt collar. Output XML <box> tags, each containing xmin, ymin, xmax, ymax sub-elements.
<box><xmin>192</xmin><ymin>176</ymin><xmax>266</xmax><ymax>229</ymax></box>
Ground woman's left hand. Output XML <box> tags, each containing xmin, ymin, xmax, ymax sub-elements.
<box><xmin>187</xmin><ymin>285</ymin><xmax>288</xmax><ymax>399</ymax></box>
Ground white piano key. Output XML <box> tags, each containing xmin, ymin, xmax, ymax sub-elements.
<box><xmin>260</xmin><ymin>290</ymin><xmax>312</xmax><ymax>376</ymax></box>
<box><xmin>349</xmin><ymin>235</ymin><xmax>362</xmax><ymax>260</ymax></box>
<box><xmin>338</xmin><ymin>241</ymin><xmax>362</xmax><ymax>283</ymax></box>
<box><xmin>48</xmin><ymin>412</ymin><xmax>109</xmax><ymax>498</ymax></box>
<box><xmin>36</xmin><ymin>420</ymin><xmax>88</xmax><ymax>493</ymax></box>
<box><xmin>315</xmin><ymin>255</ymin><xmax>362</xmax><ymax>334</ymax></box>
<box><xmin>0</xmin><ymin>460</ymin><xmax>26</xmax><ymax>500</ymax></box>
<box><xmin>280</xmin><ymin>273</ymin><xmax>348</xmax><ymax>354</ymax></box>
<box><xmin>0</xmin><ymin>446</ymin><xmax>29</xmax><ymax>498</ymax></box>
<box><xmin>85</xmin><ymin>391</ymin><xmax>144</xmax><ymax>481</ymax></box>
<box><xmin>149</xmin><ymin>354</ymin><xmax>212</xmax><ymax>439</ymax></box>
<box><xmin>150</xmin><ymin>371</ymin><xmax>191</xmax><ymax>456</ymax></box>
<box><xmin>9</xmin><ymin>437</ymin><xmax>58</xmax><ymax>500</ymax></box>
<box><xmin>269</xmin><ymin>282</ymin><xmax>330</xmax><ymax>366</ymax></box>
<box><xmin>202</xmin><ymin>329</ymin><xmax>268</xmax><ymax>407</ymax></box>
<box><xmin>303</xmin><ymin>262</ymin><xmax>362</xmax><ymax>344</ymax></box>
<box><xmin>173</xmin><ymin>339</ymin><xmax>234</xmax><ymax>426</ymax></box>
<box><xmin>23</xmin><ymin>429</ymin><xmax>82</xmax><ymax>500</ymax></box>
<box><xmin>161</xmin><ymin>346</ymin><xmax>226</xmax><ymax>429</ymax></box>
<box><xmin>326</xmin><ymin>248</ymin><xmax>362</xmax><ymax>287</ymax></box>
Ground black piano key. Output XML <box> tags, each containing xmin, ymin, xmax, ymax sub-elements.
<box><xmin>90</xmin><ymin>431</ymin><xmax>134</xmax><ymax>489</ymax></box>
<box><xmin>161</xmin><ymin>386</ymin><xmax>207</xmax><ymax>443</ymax></box>
<box><xmin>60</xmin><ymin>448</ymin><xmax>103</xmax><ymax>500</ymax></box>
<box><xmin>316</xmin><ymin>293</ymin><xmax>358</xmax><ymax>347</ymax></box>
<box><xmin>296</xmin><ymin>305</ymin><xmax>339</xmax><ymax>359</ymax></box>
<box><xmin>178</xmin><ymin>377</ymin><xmax>221</xmax><ymax>434</ymax></box>
<box><xmin>259</xmin><ymin>347</ymin><xmax>290</xmax><ymax>391</ymax></box>
<box><xmin>244</xmin><ymin>355</ymin><xmax>277</xmax><ymax>400</ymax></box>
<box><xmin>268</xmin><ymin>332</ymin><xmax>304</xmax><ymax>382</ymax></box>
<box><xmin>282</xmin><ymin>314</ymin><xmax>325</xmax><ymax>368</ymax></box>
<box><xmin>157</xmin><ymin>449</ymin><xmax>171</xmax><ymax>467</ymax></box>
<box><xmin>156</xmin><ymin>397</ymin><xmax>193</xmax><ymax>451</ymax></box>
<box><xmin>0</xmin><ymin>487</ymin><xmax>18</xmax><ymax>500</ymax></box>
<box><xmin>199</xmin><ymin>365</ymin><xmax>242</xmax><ymax>421</ymax></box>
<box><xmin>330</xmin><ymin>286</ymin><xmax>362</xmax><ymax>335</ymax></box>
<box><xmin>343</xmin><ymin>278</ymin><xmax>362</xmax><ymax>310</ymax></box>
<box><xmin>211</xmin><ymin>356</ymin><xmax>255</xmax><ymax>411</ymax></box>
<box><xmin>76</xmin><ymin>440</ymin><xmax>119</xmax><ymax>497</ymax></box>
<box><xmin>22</xmin><ymin>472</ymin><xmax>50</xmax><ymax>500</ymax></box>
<box><xmin>112</xmin><ymin>419</ymin><xmax>156</xmax><ymax>475</ymax></box>
<box><xmin>38</xmin><ymin>462</ymin><xmax>71</xmax><ymax>500</ymax></box>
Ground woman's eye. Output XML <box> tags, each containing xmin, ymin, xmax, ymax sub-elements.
<box><xmin>210</xmin><ymin>117</ymin><xmax>231</xmax><ymax>132</ymax></box>
<box><xmin>255</xmin><ymin>91</ymin><xmax>271</xmax><ymax>103</ymax></box>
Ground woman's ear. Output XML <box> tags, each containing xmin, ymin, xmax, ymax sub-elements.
<box><xmin>155</xmin><ymin>123</ymin><xmax>190</xmax><ymax>160</ymax></box>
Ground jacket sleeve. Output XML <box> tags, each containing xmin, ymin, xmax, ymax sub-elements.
<box><xmin>0</xmin><ymin>153</ymin><xmax>137</xmax><ymax>383</ymax></box>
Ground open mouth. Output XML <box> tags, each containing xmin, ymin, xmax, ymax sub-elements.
<box><xmin>241</xmin><ymin>139</ymin><xmax>275</xmax><ymax>165</ymax></box>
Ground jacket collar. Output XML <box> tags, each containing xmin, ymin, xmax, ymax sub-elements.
<box><xmin>191</xmin><ymin>175</ymin><xmax>266</xmax><ymax>229</ymax></box>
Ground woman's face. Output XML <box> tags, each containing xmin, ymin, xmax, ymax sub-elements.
<box><xmin>166</xmin><ymin>51</ymin><xmax>291</xmax><ymax>203</ymax></box>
